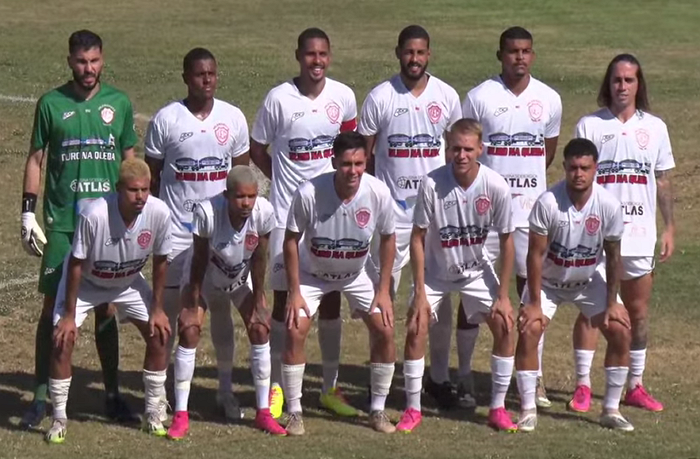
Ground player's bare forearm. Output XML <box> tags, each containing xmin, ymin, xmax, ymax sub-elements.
<box><xmin>23</xmin><ymin>148</ymin><xmax>44</xmax><ymax>195</ymax></box>
<box><xmin>497</xmin><ymin>232</ymin><xmax>515</xmax><ymax>298</ymax></box>
<box><xmin>377</xmin><ymin>232</ymin><xmax>396</xmax><ymax>296</ymax></box>
<box><xmin>189</xmin><ymin>235</ymin><xmax>209</xmax><ymax>304</ymax></box>
<box><xmin>151</xmin><ymin>255</ymin><xmax>168</xmax><ymax>312</ymax></box>
<box><xmin>250</xmin><ymin>141</ymin><xmax>272</xmax><ymax>179</ymax></box>
<box><xmin>656</xmin><ymin>170</ymin><xmax>675</xmax><ymax>232</ymax></box>
<box><xmin>122</xmin><ymin>147</ymin><xmax>136</xmax><ymax>160</ymax></box>
<box><xmin>145</xmin><ymin>156</ymin><xmax>163</xmax><ymax>197</ymax></box>
<box><xmin>544</xmin><ymin>137</ymin><xmax>559</xmax><ymax>169</ymax></box>
<box><xmin>364</xmin><ymin>135</ymin><xmax>376</xmax><ymax>176</ymax></box>
<box><xmin>603</xmin><ymin>238</ymin><xmax>622</xmax><ymax>309</ymax></box>
<box><xmin>526</xmin><ymin>233</ymin><xmax>547</xmax><ymax>304</ymax></box>
<box><xmin>64</xmin><ymin>256</ymin><xmax>84</xmax><ymax>318</ymax></box>
<box><xmin>251</xmin><ymin>233</ymin><xmax>269</xmax><ymax>299</ymax></box>
<box><xmin>231</xmin><ymin>152</ymin><xmax>250</xmax><ymax>167</ymax></box>
<box><xmin>283</xmin><ymin>230</ymin><xmax>302</xmax><ymax>294</ymax></box>
<box><xmin>410</xmin><ymin>226</ymin><xmax>427</xmax><ymax>294</ymax></box>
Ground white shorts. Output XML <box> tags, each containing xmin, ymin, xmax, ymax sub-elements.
<box><xmin>166</xmin><ymin>247</ymin><xmax>191</xmax><ymax>288</ymax></box>
<box><xmin>298</xmin><ymin>269</ymin><xmax>377</xmax><ymax>318</ymax></box>
<box><xmin>200</xmin><ymin>273</ymin><xmax>254</xmax><ymax>311</ymax></box>
<box><xmin>598</xmin><ymin>256</ymin><xmax>655</xmax><ymax>281</ymax></box>
<box><xmin>483</xmin><ymin>227</ymin><xmax>528</xmax><ymax>278</ymax></box>
<box><xmin>368</xmin><ymin>225</ymin><xmax>410</xmax><ymax>275</ymax></box>
<box><xmin>53</xmin><ymin>273</ymin><xmax>152</xmax><ymax>327</ymax></box>
<box><xmin>414</xmin><ymin>265</ymin><xmax>499</xmax><ymax>324</ymax></box>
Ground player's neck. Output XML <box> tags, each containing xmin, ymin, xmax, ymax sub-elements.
<box><xmin>333</xmin><ymin>174</ymin><xmax>360</xmax><ymax>203</ymax></box>
<box><xmin>400</xmin><ymin>73</ymin><xmax>429</xmax><ymax>97</ymax></box>
<box><xmin>294</xmin><ymin>76</ymin><xmax>326</xmax><ymax>100</ymax></box>
<box><xmin>184</xmin><ymin>96</ymin><xmax>214</xmax><ymax>120</ymax></box>
<box><xmin>71</xmin><ymin>80</ymin><xmax>100</xmax><ymax>101</ymax></box>
<box><xmin>500</xmin><ymin>73</ymin><xmax>530</xmax><ymax>96</ymax></box>
<box><xmin>609</xmin><ymin>103</ymin><xmax>637</xmax><ymax>123</ymax></box>
<box><xmin>566</xmin><ymin>185</ymin><xmax>593</xmax><ymax>211</ymax></box>
<box><xmin>118</xmin><ymin>200</ymin><xmax>139</xmax><ymax>229</ymax></box>
<box><xmin>227</xmin><ymin>211</ymin><xmax>247</xmax><ymax>232</ymax></box>
<box><xmin>453</xmin><ymin>163</ymin><xmax>480</xmax><ymax>190</ymax></box>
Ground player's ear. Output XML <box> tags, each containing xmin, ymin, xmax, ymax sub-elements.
<box><xmin>295</xmin><ymin>48</ymin><xmax>301</xmax><ymax>63</ymax></box>
<box><xmin>181</xmin><ymin>72</ymin><xmax>187</xmax><ymax>85</ymax></box>
<box><xmin>394</xmin><ymin>46</ymin><xmax>401</xmax><ymax>60</ymax></box>
<box><xmin>331</xmin><ymin>155</ymin><xmax>337</xmax><ymax>170</ymax></box>
<box><xmin>496</xmin><ymin>49</ymin><xmax>502</xmax><ymax>62</ymax></box>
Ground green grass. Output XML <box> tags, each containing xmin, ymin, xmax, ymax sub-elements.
<box><xmin>1</xmin><ymin>0</ymin><xmax>700</xmax><ymax>457</ymax></box>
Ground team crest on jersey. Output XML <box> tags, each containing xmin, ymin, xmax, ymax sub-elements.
<box><xmin>355</xmin><ymin>208</ymin><xmax>371</xmax><ymax>229</ymax></box>
<box><xmin>99</xmin><ymin>105</ymin><xmax>115</xmax><ymax>124</ymax></box>
<box><xmin>475</xmin><ymin>195</ymin><xmax>491</xmax><ymax>215</ymax></box>
<box><xmin>427</xmin><ymin>102</ymin><xmax>442</xmax><ymax>124</ymax></box>
<box><xmin>635</xmin><ymin>129</ymin><xmax>650</xmax><ymax>150</ymax></box>
<box><xmin>585</xmin><ymin>215</ymin><xmax>600</xmax><ymax>235</ymax></box>
<box><xmin>214</xmin><ymin>123</ymin><xmax>230</xmax><ymax>145</ymax></box>
<box><xmin>245</xmin><ymin>233</ymin><xmax>259</xmax><ymax>251</ymax></box>
<box><xmin>325</xmin><ymin>102</ymin><xmax>340</xmax><ymax>124</ymax></box>
<box><xmin>137</xmin><ymin>230</ymin><xmax>152</xmax><ymax>249</ymax></box>
<box><xmin>527</xmin><ymin>100</ymin><xmax>543</xmax><ymax>122</ymax></box>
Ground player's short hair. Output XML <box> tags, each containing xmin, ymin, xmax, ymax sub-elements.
<box><xmin>119</xmin><ymin>158</ymin><xmax>151</xmax><ymax>185</ymax></box>
<box><xmin>563</xmin><ymin>138</ymin><xmax>598</xmax><ymax>163</ymax></box>
<box><xmin>398</xmin><ymin>25</ymin><xmax>430</xmax><ymax>49</ymax></box>
<box><xmin>226</xmin><ymin>165</ymin><xmax>258</xmax><ymax>191</ymax></box>
<box><xmin>449</xmin><ymin>118</ymin><xmax>483</xmax><ymax>143</ymax></box>
<box><xmin>68</xmin><ymin>30</ymin><xmax>102</xmax><ymax>54</ymax></box>
<box><xmin>183</xmin><ymin>47</ymin><xmax>216</xmax><ymax>73</ymax></box>
<box><xmin>333</xmin><ymin>131</ymin><xmax>366</xmax><ymax>158</ymax></box>
<box><xmin>297</xmin><ymin>28</ymin><xmax>330</xmax><ymax>51</ymax></box>
<box><xmin>597</xmin><ymin>53</ymin><xmax>649</xmax><ymax>112</ymax></box>
<box><xmin>499</xmin><ymin>26</ymin><xmax>533</xmax><ymax>50</ymax></box>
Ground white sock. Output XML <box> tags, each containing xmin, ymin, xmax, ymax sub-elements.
<box><xmin>143</xmin><ymin>369</ymin><xmax>167</xmax><ymax>414</ymax></box>
<box><xmin>270</xmin><ymin>319</ymin><xmax>286</xmax><ymax>386</ymax></box>
<box><xmin>48</xmin><ymin>377</ymin><xmax>72</xmax><ymax>420</ymax></box>
<box><xmin>537</xmin><ymin>333</ymin><xmax>545</xmax><ymax>378</ymax></box>
<box><xmin>403</xmin><ymin>358</ymin><xmax>425</xmax><ymax>412</ymax></box>
<box><xmin>318</xmin><ymin>317</ymin><xmax>341</xmax><ymax>393</ymax></box>
<box><xmin>174</xmin><ymin>346</ymin><xmax>196</xmax><ymax>412</ymax></box>
<box><xmin>628</xmin><ymin>349</ymin><xmax>646</xmax><ymax>389</ymax></box>
<box><xmin>209</xmin><ymin>299</ymin><xmax>234</xmax><ymax>396</ymax></box>
<box><xmin>516</xmin><ymin>371</ymin><xmax>538</xmax><ymax>411</ymax></box>
<box><xmin>574</xmin><ymin>349</ymin><xmax>595</xmax><ymax>388</ymax></box>
<box><xmin>251</xmin><ymin>343</ymin><xmax>271</xmax><ymax>410</ymax></box>
<box><xmin>457</xmin><ymin>326</ymin><xmax>479</xmax><ymax>382</ymax></box>
<box><xmin>370</xmin><ymin>362</ymin><xmax>395</xmax><ymax>412</ymax></box>
<box><xmin>490</xmin><ymin>355</ymin><xmax>514</xmax><ymax>409</ymax></box>
<box><xmin>429</xmin><ymin>298</ymin><xmax>452</xmax><ymax>384</ymax></box>
<box><xmin>603</xmin><ymin>366</ymin><xmax>629</xmax><ymax>410</ymax></box>
<box><xmin>282</xmin><ymin>363</ymin><xmax>305</xmax><ymax>414</ymax></box>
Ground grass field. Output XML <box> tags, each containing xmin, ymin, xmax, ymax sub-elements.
<box><xmin>1</xmin><ymin>0</ymin><xmax>700</xmax><ymax>457</ymax></box>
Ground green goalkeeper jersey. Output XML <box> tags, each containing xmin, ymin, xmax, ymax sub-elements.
<box><xmin>31</xmin><ymin>82</ymin><xmax>138</xmax><ymax>232</ymax></box>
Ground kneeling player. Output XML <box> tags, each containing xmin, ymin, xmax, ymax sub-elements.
<box><xmin>167</xmin><ymin>166</ymin><xmax>286</xmax><ymax>439</ymax></box>
<box><xmin>399</xmin><ymin>119</ymin><xmax>517</xmax><ymax>433</ymax></box>
<box><xmin>46</xmin><ymin>159</ymin><xmax>172</xmax><ymax>443</ymax></box>
<box><xmin>282</xmin><ymin>132</ymin><xmax>397</xmax><ymax>435</ymax></box>
<box><xmin>515</xmin><ymin>138</ymin><xmax>632</xmax><ymax>432</ymax></box>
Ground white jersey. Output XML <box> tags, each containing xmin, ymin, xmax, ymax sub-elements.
<box><xmin>529</xmin><ymin>181</ymin><xmax>623</xmax><ymax>288</ymax></box>
<box><xmin>252</xmin><ymin>78</ymin><xmax>357</xmax><ymax>228</ymax></box>
<box><xmin>575</xmin><ymin>108</ymin><xmax>675</xmax><ymax>257</ymax></box>
<box><xmin>287</xmin><ymin>172</ymin><xmax>395</xmax><ymax>281</ymax></box>
<box><xmin>359</xmin><ymin>74</ymin><xmax>462</xmax><ymax>228</ymax></box>
<box><xmin>193</xmin><ymin>193</ymin><xmax>275</xmax><ymax>289</ymax></box>
<box><xmin>462</xmin><ymin>76</ymin><xmax>562</xmax><ymax>227</ymax></box>
<box><xmin>414</xmin><ymin>164</ymin><xmax>513</xmax><ymax>282</ymax></box>
<box><xmin>72</xmin><ymin>194</ymin><xmax>172</xmax><ymax>290</ymax></box>
<box><xmin>144</xmin><ymin>98</ymin><xmax>250</xmax><ymax>253</ymax></box>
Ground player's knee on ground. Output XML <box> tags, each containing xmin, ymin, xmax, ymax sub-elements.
<box><xmin>317</xmin><ymin>291</ymin><xmax>342</xmax><ymax>320</ymax></box>
<box><xmin>247</xmin><ymin>321</ymin><xmax>270</xmax><ymax>345</ymax></box>
<box><xmin>272</xmin><ymin>291</ymin><xmax>287</xmax><ymax>323</ymax></box>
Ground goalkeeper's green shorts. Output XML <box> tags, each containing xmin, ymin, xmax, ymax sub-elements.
<box><xmin>38</xmin><ymin>231</ymin><xmax>73</xmax><ymax>297</ymax></box>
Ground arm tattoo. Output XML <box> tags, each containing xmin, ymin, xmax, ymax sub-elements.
<box><xmin>603</xmin><ymin>239</ymin><xmax>622</xmax><ymax>305</ymax></box>
<box><xmin>655</xmin><ymin>170</ymin><xmax>675</xmax><ymax>228</ymax></box>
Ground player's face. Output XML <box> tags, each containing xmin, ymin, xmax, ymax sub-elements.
<box><xmin>68</xmin><ymin>46</ymin><xmax>103</xmax><ymax>91</ymax></box>
<box><xmin>226</xmin><ymin>183</ymin><xmax>258</xmax><ymax>219</ymax></box>
<box><xmin>333</xmin><ymin>148</ymin><xmax>367</xmax><ymax>189</ymax></box>
<box><xmin>184</xmin><ymin>58</ymin><xmax>217</xmax><ymax>100</ymax></box>
<box><xmin>448</xmin><ymin>132</ymin><xmax>482</xmax><ymax>176</ymax></box>
<box><xmin>396</xmin><ymin>38</ymin><xmax>430</xmax><ymax>81</ymax></box>
<box><xmin>498</xmin><ymin>39</ymin><xmax>534</xmax><ymax>79</ymax></box>
<box><xmin>296</xmin><ymin>38</ymin><xmax>331</xmax><ymax>83</ymax></box>
<box><xmin>119</xmin><ymin>177</ymin><xmax>150</xmax><ymax>214</ymax></box>
<box><xmin>563</xmin><ymin>155</ymin><xmax>597</xmax><ymax>192</ymax></box>
<box><xmin>609</xmin><ymin>61</ymin><xmax>639</xmax><ymax>110</ymax></box>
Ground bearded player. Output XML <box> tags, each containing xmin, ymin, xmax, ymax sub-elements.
<box><xmin>250</xmin><ymin>28</ymin><xmax>358</xmax><ymax>419</ymax></box>
<box><xmin>568</xmin><ymin>54</ymin><xmax>675</xmax><ymax>413</ymax></box>
<box><xmin>21</xmin><ymin>30</ymin><xmax>138</xmax><ymax>427</ymax></box>
<box><xmin>145</xmin><ymin>48</ymin><xmax>250</xmax><ymax>420</ymax></box>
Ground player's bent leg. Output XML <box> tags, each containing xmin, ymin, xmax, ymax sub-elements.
<box><xmin>363</xmin><ymin>312</ymin><xmax>397</xmax><ymax>434</ymax></box>
<box><xmin>515</xmin><ymin>316</ymin><xmax>548</xmax><ymax>433</ymax></box>
<box><xmin>425</xmin><ymin>297</ymin><xmax>459</xmax><ymax>411</ymax></box>
<box><xmin>397</xmin><ymin>305</ymin><xmax>430</xmax><ymax>433</ymax></box>
<box><xmin>485</xmin><ymin>312</ymin><xmax>517</xmax><ymax>433</ymax></box>
<box><xmin>282</xmin><ymin>317</ymin><xmax>312</xmax><ymax>436</ymax></box>
<box><xmin>455</xmin><ymin>306</ymin><xmax>479</xmax><ymax>410</ymax></box>
<box><xmin>132</xmin><ymin>319</ymin><xmax>168</xmax><ymax>437</ymax></box>
<box><xmin>569</xmin><ymin>313</ymin><xmax>597</xmax><ymax>413</ymax></box>
<box><xmin>268</xmin><ymin>290</ymin><xmax>287</xmax><ymax>419</ymax></box>
<box><xmin>46</xmin><ymin>318</ymin><xmax>76</xmax><ymax>444</ymax></box>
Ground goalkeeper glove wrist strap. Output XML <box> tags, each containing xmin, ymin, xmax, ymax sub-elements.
<box><xmin>22</xmin><ymin>193</ymin><xmax>38</xmax><ymax>213</ymax></box>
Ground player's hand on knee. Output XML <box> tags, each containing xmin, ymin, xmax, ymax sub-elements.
<box><xmin>406</xmin><ymin>293</ymin><xmax>429</xmax><ymax>333</ymax></box>
<box><xmin>372</xmin><ymin>289</ymin><xmax>394</xmax><ymax>328</ymax></box>
<box><xmin>20</xmin><ymin>212</ymin><xmax>47</xmax><ymax>257</ymax></box>
<box><xmin>249</xmin><ymin>294</ymin><xmax>271</xmax><ymax>330</ymax></box>
<box><xmin>149</xmin><ymin>309</ymin><xmax>171</xmax><ymax>345</ymax></box>
<box><xmin>518</xmin><ymin>303</ymin><xmax>545</xmax><ymax>334</ymax></box>
<box><xmin>492</xmin><ymin>295</ymin><xmax>515</xmax><ymax>333</ymax></box>
<box><xmin>178</xmin><ymin>306</ymin><xmax>202</xmax><ymax>333</ymax></box>
<box><xmin>53</xmin><ymin>317</ymin><xmax>77</xmax><ymax>349</ymax></box>
<box><xmin>285</xmin><ymin>291</ymin><xmax>309</xmax><ymax>329</ymax></box>
<box><xmin>603</xmin><ymin>302</ymin><xmax>631</xmax><ymax>330</ymax></box>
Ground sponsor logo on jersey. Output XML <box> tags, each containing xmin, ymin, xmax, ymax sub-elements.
<box><xmin>527</xmin><ymin>100</ymin><xmax>543</xmax><ymax>122</ymax></box>
<box><xmin>91</xmin><ymin>257</ymin><xmax>149</xmax><ymax>279</ymax></box>
<box><xmin>291</xmin><ymin>111</ymin><xmax>305</xmax><ymax>122</ymax></box>
<box><xmin>549</xmin><ymin>279</ymin><xmax>589</xmax><ymax>290</ymax></box>
<box><xmin>245</xmin><ymin>232</ymin><xmax>259</xmax><ymax>251</ymax></box>
<box><xmin>310</xmin><ymin>237</ymin><xmax>370</xmax><ymax>259</ymax></box>
<box><xmin>584</xmin><ymin>216</ymin><xmax>600</xmax><ymax>235</ymax></box>
<box><xmin>427</xmin><ymin>102</ymin><xmax>442</xmax><ymax>124</ymax></box>
<box><xmin>183</xmin><ymin>199</ymin><xmax>204</xmax><ymax>213</ymax></box>
<box><xmin>601</xmin><ymin>134</ymin><xmax>615</xmax><ymax>144</ymax></box>
<box><xmin>273</xmin><ymin>262</ymin><xmax>284</xmax><ymax>273</ymax></box>
<box><xmin>105</xmin><ymin>237</ymin><xmax>120</xmax><ymax>246</ymax></box>
<box><xmin>475</xmin><ymin>195</ymin><xmax>491</xmax><ymax>215</ymax></box>
<box><xmin>287</xmin><ymin>136</ymin><xmax>334</xmax><ymax>161</ymax></box>
<box><xmin>448</xmin><ymin>260</ymin><xmax>481</xmax><ymax>274</ymax></box>
<box><xmin>547</xmin><ymin>241</ymin><xmax>599</xmax><ymax>268</ymax></box>
<box><xmin>99</xmin><ymin>105</ymin><xmax>115</xmax><ymax>124</ymax></box>
<box><xmin>493</xmin><ymin>107</ymin><xmax>508</xmax><ymax>117</ymax></box>
<box><xmin>137</xmin><ymin>230</ymin><xmax>152</xmax><ymax>249</ymax></box>
<box><xmin>173</xmin><ymin>156</ymin><xmax>229</xmax><ymax>182</ymax></box>
<box><xmin>485</xmin><ymin>132</ymin><xmax>545</xmax><ymax>157</ymax></box>
<box><xmin>214</xmin><ymin>123</ymin><xmax>230</xmax><ymax>145</ymax></box>
<box><xmin>355</xmin><ymin>208</ymin><xmax>371</xmax><ymax>228</ymax></box>
<box><xmin>622</xmin><ymin>202</ymin><xmax>644</xmax><ymax>216</ymax></box>
<box><xmin>325</xmin><ymin>102</ymin><xmax>340</xmax><ymax>124</ymax></box>
<box><xmin>503</xmin><ymin>174</ymin><xmax>538</xmax><ymax>189</ymax></box>
<box><xmin>397</xmin><ymin>176</ymin><xmax>422</xmax><ymax>190</ymax></box>
<box><xmin>635</xmin><ymin>128</ymin><xmax>650</xmax><ymax>150</ymax></box>
<box><xmin>596</xmin><ymin>159</ymin><xmax>651</xmax><ymax>186</ymax></box>
<box><xmin>70</xmin><ymin>179</ymin><xmax>110</xmax><ymax>193</ymax></box>
<box><xmin>314</xmin><ymin>271</ymin><xmax>358</xmax><ymax>280</ymax></box>
<box><xmin>211</xmin><ymin>253</ymin><xmax>248</xmax><ymax>280</ymax></box>
<box><xmin>443</xmin><ymin>199</ymin><xmax>458</xmax><ymax>211</ymax></box>
<box><xmin>387</xmin><ymin>133</ymin><xmax>441</xmax><ymax>159</ymax></box>
<box><xmin>179</xmin><ymin>132</ymin><xmax>194</xmax><ymax>142</ymax></box>
<box><xmin>62</xmin><ymin>111</ymin><xmax>75</xmax><ymax>120</ymax></box>
<box><xmin>439</xmin><ymin>225</ymin><xmax>488</xmax><ymax>248</ymax></box>
<box><xmin>393</xmin><ymin>108</ymin><xmax>409</xmax><ymax>117</ymax></box>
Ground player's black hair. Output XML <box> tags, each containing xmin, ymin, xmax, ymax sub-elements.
<box><xmin>297</xmin><ymin>28</ymin><xmax>330</xmax><ymax>51</ymax></box>
<box><xmin>597</xmin><ymin>53</ymin><xmax>649</xmax><ymax>112</ymax></box>
<box><xmin>69</xmin><ymin>30</ymin><xmax>102</xmax><ymax>54</ymax></box>
<box><xmin>333</xmin><ymin>131</ymin><xmax>367</xmax><ymax>158</ymax></box>
<box><xmin>499</xmin><ymin>26</ymin><xmax>532</xmax><ymax>50</ymax></box>
<box><xmin>398</xmin><ymin>25</ymin><xmax>430</xmax><ymax>49</ymax></box>
<box><xmin>183</xmin><ymin>48</ymin><xmax>216</xmax><ymax>73</ymax></box>
<box><xmin>563</xmin><ymin>138</ymin><xmax>598</xmax><ymax>163</ymax></box>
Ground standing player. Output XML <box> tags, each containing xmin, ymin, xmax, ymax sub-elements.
<box><xmin>45</xmin><ymin>158</ymin><xmax>172</xmax><ymax>443</ymax></box>
<box><xmin>459</xmin><ymin>26</ymin><xmax>562</xmax><ymax>408</ymax></box>
<box><xmin>167</xmin><ymin>166</ymin><xmax>286</xmax><ymax>439</ymax></box>
<box><xmin>358</xmin><ymin>25</ymin><xmax>462</xmax><ymax>408</ymax></box>
<box><xmin>281</xmin><ymin>132</ymin><xmax>396</xmax><ymax>435</ymax></box>
<box><xmin>515</xmin><ymin>138</ymin><xmax>633</xmax><ymax>432</ymax></box>
<box><xmin>145</xmin><ymin>48</ymin><xmax>250</xmax><ymax>420</ymax></box>
<box><xmin>569</xmin><ymin>54</ymin><xmax>675</xmax><ymax>413</ymax></box>
<box><xmin>250</xmin><ymin>28</ymin><xmax>358</xmax><ymax>419</ymax></box>
<box><xmin>20</xmin><ymin>30</ymin><xmax>137</xmax><ymax>427</ymax></box>
<box><xmin>398</xmin><ymin>119</ymin><xmax>517</xmax><ymax>433</ymax></box>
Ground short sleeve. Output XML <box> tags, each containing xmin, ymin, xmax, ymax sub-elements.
<box><xmin>574</xmin><ymin>117</ymin><xmax>586</xmax><ymax>139</ymax></box>
<box><xmin>192</xmin><ymin>201</ymin><xmax>213</xmax><ymax>239</ymax></box>
<box><xmin>358</xmin><ymin>92</ymin><xmax>381</xmax><ymax>136</ymax></box>
<box><xmin>144</xmin><ymin>113</ymin><xmax>167</xmax><ymax>159</ymax></box>
<box><xmin>230</xmin><ymin>110</ymin><xmax>250</xmax><ymax>158</ymax></box>
<box><xmin>655</xmin><ymin>122</ymin><xmax>675</xmax><ymax>171</ymax></box>
<box><xmin>545</xmin><ymin>93</ymin><xmax>562</xmax><ymax>138</ymax></box>
<box><xmin>286</xmin><ymin>186</ymin><xmax>310</xmax><ymax>234</ymax></box>
<box><xmin>30</xmin><ymin>97</ymin><xmax>52</xmax><ymax>151</ymax></box>
<box><xmin>528</xmin><ymin>197</ymin><xmax>552</xmax><ymax>236</ymax></box>
<box><xmin>412</xmin><ymin>177</ymin><xmax>434</xmax><ymax>229</ymax></box>
<box><xmin>490</xmin><ymin>183</ymin><xmax>514</xmax><ymax>234</ymax></box>
<box><xmin>120</xmin><ymin>97</ymin><xmax>138</xmax><ymax>150</ymax></box>
<box><xmin>603</xmin><ymin>200</ymin><xmax>624</xmax><ymax>242</ymax></box>
<box><xmin>461</xmin><ymin>93</ymin><xmax>479</xmax><ymax>121</ymax></box>
<box><xmin>71</xmin><ymin>213</ymin><xmax>94</xmax><ymax>260</ymax></box>
<box><xmin>375</xmin><ymin>185</ymin><xmax>396</xmax><ymax>235</ymax></box>
<box><xmin>342</xmin><ymin>87</ymin><xmax>358</xmax><ymax>123</ymax></box>
<box><xmin>445</xmin><ymin>87</ymin><xmax>462</xmax><ymax>131</ymax></box>
<box><xmin>257</xmin><ymin>198</ymin><xmax>276</xmax><ymax>235</ymax></box>
<box><xmin>153</xmin><ymin>209</ymin><xmax>173</xmax><ymax>256</ymax></box>
<box><xmin>251</xmin><ymin>93</ymin><xmax>278</xmax><ymax>145</ymax></box>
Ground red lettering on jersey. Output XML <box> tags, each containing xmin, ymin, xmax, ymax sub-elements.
<box><xmin>487</xmin><ymin>146</ymin><xmax>508</xmax><ymax>156</ymax></box>
<box><xmin>521</xmin><ymin>147</ymin><xmax>545</xmax><ymax>157</ymax></box>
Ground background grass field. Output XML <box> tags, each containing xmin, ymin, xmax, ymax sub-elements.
<box><xmin>1</xmin><ymin>0</ymin><xmax>700</xmax><ymax>457</ymax></box>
